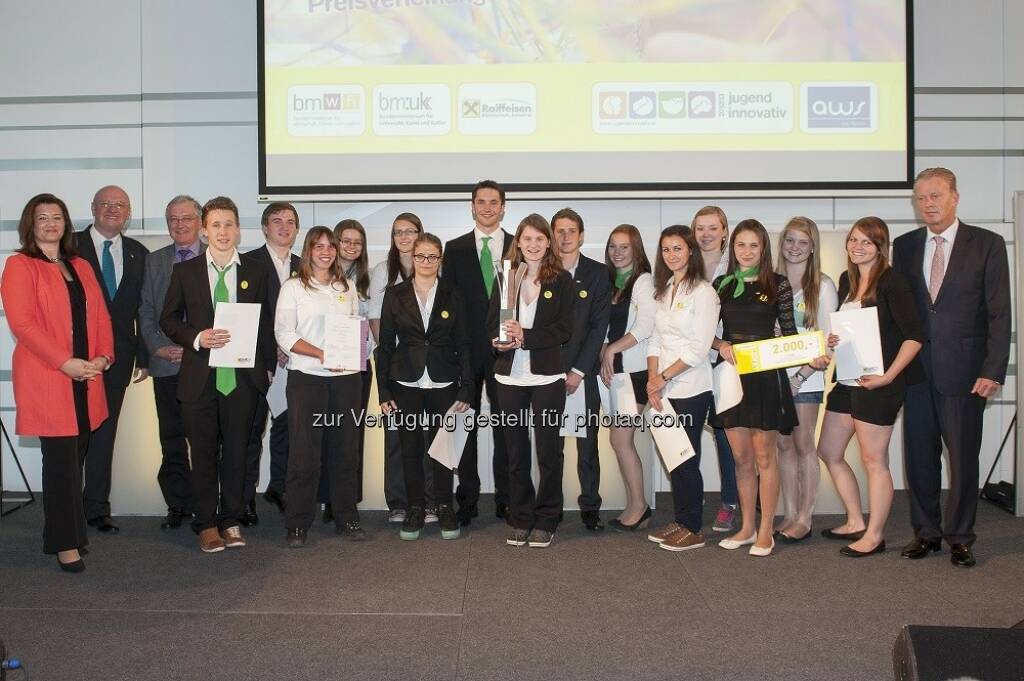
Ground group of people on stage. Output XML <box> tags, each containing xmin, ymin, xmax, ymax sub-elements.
<box><xmin>2</xmin><ymin>168</ymin><xmax>1009</xmax><ymax>573</ymax></box>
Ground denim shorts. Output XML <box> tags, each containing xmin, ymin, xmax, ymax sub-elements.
<box><xmin>793</xmin><ymin>390</ymin><xmax>824</xmax><ymax>404</ymax></box>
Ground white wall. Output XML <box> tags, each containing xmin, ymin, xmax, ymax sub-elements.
<box><xmin>1</xmin><ymin>1</ymin><xmax>1020</xmax><ymax>514</ymax></box>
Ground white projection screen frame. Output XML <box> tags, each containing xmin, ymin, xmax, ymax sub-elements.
<box><xmin>258</xmin><ymin>0</ymin><xmax>914</xmax><ymax>200</ymax></box>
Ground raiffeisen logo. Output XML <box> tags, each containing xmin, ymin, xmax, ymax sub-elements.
<box><xmin>802</xmin><ymin>83</ymin><xmax>877</xmax><ymax>133</ymax></box>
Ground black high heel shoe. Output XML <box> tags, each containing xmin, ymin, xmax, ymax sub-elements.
<box><xmin>58</xmin><ymin>555</ymin><xmax>86</xmax><ymax>573</ymax></box>
<box><xmin>607</xmin><ymin>506</ymin><xmax>652</xmax><ymax>532</ymax></box>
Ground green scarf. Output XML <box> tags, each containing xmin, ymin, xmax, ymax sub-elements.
<box><xmin>614</xmin><ymin>268</ymin><xmax>632</xmax><ymax>290</ymax></box>
<box><xmin>716</xmin><ymin>265</ymin><xmax>759</xmax><ymax>298</ymax></box>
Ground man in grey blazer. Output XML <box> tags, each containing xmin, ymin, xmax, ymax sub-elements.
<box><xmin>139</xmin><ymin>195</ymin><xmax>206</xmax><ymax>529</ymax></box>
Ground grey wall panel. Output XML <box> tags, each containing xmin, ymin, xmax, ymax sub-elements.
<box><xmin>915</xmin><ymin>120</ymin><xmax>1005</xmax><ymax>150</ymax></box>
<box><xmin>913</xmin><ymin>0</ymin><xmax>1005</xmax><ymax>87</ymax></box>
<box><xmin>141</xmin><ymin>98</ymin><xmax>257</xmax><ymax>125</ymax></box>
<box><xmin>0</xmin><ymin>128</ymin><xmax>142</xmax><ymax>159</ymax></box>
<box><xmin>0</xmin><ymin>101</ymin><xmax>142</xmax><ymax>128</ymax></box>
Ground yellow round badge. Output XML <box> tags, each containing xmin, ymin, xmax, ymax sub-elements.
<box><xmin>758</xmin><ymin>294</ymin><xmax>768</xmax><ymax>302</ymax></box>
<box><xmin>291</xmin><ymin>271</ymin><xmax>297</xmax><ymax>278</ymax></box>
<box><xmin>240</xmin><ymin>280</ymin><xmax>249</xmax><ymax>290</ymax></box>
<box><xmin>579</xmin><ymin>290</ymin><xmax>588</xmax><ymax>299</ymax></box>
<box><xmin>674</xmin><ymin>301</ymin><xmax>685</xmax><ymax>311</ymax></box>
<box><xmin>441</xmin><ymin>310</ymin><xmax>450</xmax><ymax>319</ymax></box>
<box><xmin>338</xmin><ymin>294</ymin><xmax>347</xmax><ymax>304</ymax></box>
<box><xmin>544</xmin><ymin>290</ymin><xmax>553</xmax><ymax>299</ymax></box>
<box><xmin>797</xmin><ymin>301</ymin><xmax>806</xmax><ymax>311</ymax></box>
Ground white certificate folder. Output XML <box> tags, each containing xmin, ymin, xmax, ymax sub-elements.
<box><xmin>829</xmin><ymin>307</ymin><xmax>884</xmax><ymax>381</ymax></box>
<box><xmin>208</xmin><ymin>302</ymin><xmax>261</xmax><ymax>368</ymax></box>
<box><xmin>322</xmin><ymin>315</ymin><xmax>368</xmax><ymax>372</ymax></box>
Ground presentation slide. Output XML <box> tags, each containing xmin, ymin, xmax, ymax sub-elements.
<box><xmin>259</xmin><ymin>0</ymin><xmax>911</xmax><ymax>196</ymax></box>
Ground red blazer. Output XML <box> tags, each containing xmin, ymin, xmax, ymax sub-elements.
<box><xmin>1</xmin><ymin>253</ymin><xmax>114</xmax><ymax>436</ymax></box>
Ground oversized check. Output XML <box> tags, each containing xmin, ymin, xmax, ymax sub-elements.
<box><xmin>733</xmin><ymin>331</ymin><xmax>825</xmax><ymax>375</ymax></box>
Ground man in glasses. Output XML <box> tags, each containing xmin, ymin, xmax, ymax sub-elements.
<box><xmin>74</xmin><ymin>185</ymin><xmax>150</xmax><ymax>534</ymax></box>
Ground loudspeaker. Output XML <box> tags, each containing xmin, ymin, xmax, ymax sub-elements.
<box><xmin>893</xmin><ymin>625</ymin><xmax>1024</xmax><ymax>681</ymax></box>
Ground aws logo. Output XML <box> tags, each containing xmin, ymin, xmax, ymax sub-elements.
<box><xmin>802</xmin><ymin>84</ymin><xmax>876</xmax><ymax>132</ymax></box>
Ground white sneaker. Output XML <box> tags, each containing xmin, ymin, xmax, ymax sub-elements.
<box><xmin>388</xmin><ymin>509</ymin><xmax>406</xmax><ymax>523</ymax></box>
<box><xmin>424</xmin><ymin>507</ymin><xmax>438</xmax><ymax>524</ymax></box>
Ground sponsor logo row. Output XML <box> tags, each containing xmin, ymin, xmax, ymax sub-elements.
<box><xmin>287</xmin><ymin>82</ymin><xmax>877</xmax><ymax>137</ymax></box>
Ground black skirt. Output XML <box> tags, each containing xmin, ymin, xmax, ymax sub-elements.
<box><xmin>711</xmin><ymin>366</ymin><xmax>797</xmax><ymax>435</ymax></box>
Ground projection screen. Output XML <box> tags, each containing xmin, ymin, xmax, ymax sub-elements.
<box><xmin>258</xmin><ymin>0</ymin><xmax>913</xmax><ymax>198</ymax></box>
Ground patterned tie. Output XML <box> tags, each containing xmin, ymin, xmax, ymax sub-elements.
<box><xmin>177</xmin><ymin>248</ymin><xmax>193</xmax><ymax>263</ymax></box>
<box><xmin>928</xmin><ymin>236</ymin><xmax>945</xmax><ymax>302</ymax></box>
<box><xmin>213</xmin><ymin>263</ymin><xmax>236</xmax><ymax>396</ymax></box>
<box><xmin>101</xmin><ymin>240</ymin><xmax>117</xmax><ymax>298</ymax></box>
<box><xmin>479</xmin><ymin>236</ymin><xmax>494</xmax><ymax>298</ymax></box>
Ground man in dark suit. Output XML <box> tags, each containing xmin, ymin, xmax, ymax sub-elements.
<box><xmin>242</xmin><ymin>202</ymin><xmax>300</xmax><ymax>525</ymax></box>
<box><xmin>75</xmin><ymin>185</ymin><xmax>149</xmax><ymax>533</ymax></box>
<box><xmin>552</xmin><ymin>208</ymin><xmax>611</xmax><ymax>531</ymax></box>
<box><xmin>893</xmin><ymin>167</ymin><xmax>1011</xmax><ymax>568</ymax></box>
<box><xmin>139</xmin><ymin>195</ymin><xmax>205</xmax><ymax>530</ymax></box>
<box><xmin>160</xmin><ymin>196</ymin><xmax>276</xmax><ymax>553</ymax></box>
<box><xmin>441</xmin><ymin>180</ymin><xmax>514</xmax><ymax>526</ymax></box>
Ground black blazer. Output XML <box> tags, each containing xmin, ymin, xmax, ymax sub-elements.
<box><xmin>561</xmin><ymin>254</ymin><xmax>611</xmax><ymax>376</ymax></box>
<box><xmin>242</xmin><ymin>244</ymin><xmax>300</xmax><ymax>323</ymax></box>
<box><xmin>159</xmin><ymin>254</ymin><xmax>276</xmax><ymax>402</ymax></box>
<box><xmin>836</xmin><ymin>268</ymin><xmax>925</xmax><ymax>389</ymax></box>
<box><xmin>74</xmin><ymin>227</ymin><xmax>149</xmax><ymax>388</ymax></box>
<box><xmin>440</xmin><ymin>230</ymin><xmax>514</xmax><ymax>375</ymax></box>
<box><xmin>892</xmin><ymin>222</ymin><xmax>1011</xmax><ymax>394</ymax></box>
<box><xmin>375</xmin><ymin>279</ymin><xmax>474</xmax><ymax>405</ymax></box>
<box><xmin>489</xmin><ymin>270</ymin><xmax>575</xmax><ymax>377</ymax></box>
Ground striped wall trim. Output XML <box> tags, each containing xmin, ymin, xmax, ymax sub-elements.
<box><xmin>0</xmin><ymin>92</ymin><xmax>256</xmax><ymax>105</ymax></box>
<box><xmin>0</xmin><ymin>370</ymin><xmax>9</xmax><ymax>381</ymax></box>
<box><xmin>916</xmin><ymin>149</ymin><xmax>1024</xmax><ymax>157</ymax></box>
<box><xmin>0</xmin><ymin>157</ymin><xmax>143</xmax><ymax>171</ymax></box>
<box><xmin>916</xmin><ymin>116</ymin><xmax>1024</xmax><ymax>122</ymax></box>
<box><xmin>0</xmin><ymin>121</ymin><xmax>256</xmax><ymax>132</ymax></box>
<box><xmin>915</xmin><ymin>87</ymin><xmax>1024</xmax><ymax>95</ymax></box>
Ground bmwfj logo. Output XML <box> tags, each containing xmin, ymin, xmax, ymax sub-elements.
<box><xmin>803</xmin><ymin>84</ymin><xmax>875</xmax><ymax>131</ymax></box>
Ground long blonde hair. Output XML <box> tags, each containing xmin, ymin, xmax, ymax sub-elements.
<box><xmin>775</xmin><ymin>216</ymin><xmax>823</xmax><ymax>329</ymax></box>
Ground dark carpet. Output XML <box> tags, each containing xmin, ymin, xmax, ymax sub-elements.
<box><xmin>1</xmin><ymin>493</ymin><xmax>1022</xmax><ymax>681</ymax></box>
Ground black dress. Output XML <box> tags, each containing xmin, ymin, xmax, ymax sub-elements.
<box><xmin>712</xmin><ymin>273</ymin><xmax>797</xmax><ymax>434</ymax></box>
<box><xmin>65</xmin><ymin>265</ymin><xmax>91</xmax><ymax>433</ymax></box>
<box><xmin>606</xmin><ymin>292</ymin><xmax>648</xmax><ymax>406</ymax></box>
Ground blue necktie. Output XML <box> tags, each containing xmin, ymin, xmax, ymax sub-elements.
<box><xmin>177</xmin><ymin>248</ymin><xmax>194</xmax><ymax>263</ymax></box>
<box><xmin>101</xmin><ymin>240</ymin><xmax>117</xmax><ymax>298</ymax></box>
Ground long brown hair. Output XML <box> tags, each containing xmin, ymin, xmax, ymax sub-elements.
<box><xmin>387</xmin><ymin>212</ymin><xmax>422</xmax><ymax>285</ymax></box>
<box><xmin>775</xmin><ymin>216</ymin><xmax>824</xmax><ymax>329</ymax></box>
<box><xmin>604</xmin><ymin>224</ymin><xmax>651</xmax><ymax>304</ymax></box>
<box><xmin>504</xmin><ymin>213</ymin><xmax>563</xmax><ymax>285</ymax></box>
<box><xmin>725</xmin><ymin>219</ymin><xmax>778</xmax><ymax>302</ymax></box>
<box><xmin>17</xmin><ymin>193</ymin><xmax>77</xmax><ymax>260</ymax></box>
<box><xmin>844</xmin><ymin>216</ymin><xmax>890</xmax><ymax>306</ymax></box>
<box><xmin>653</xmin><ymin>225</ymin><xmax>704</xmax><ymax>301</ymax></box>
<box><xmin>334</xmin><ymin>219</ymin><xmax>369</xmax><ymax>300</ymax></box>
<box><xmin>296</xmin><ymin>226</ymin><xmax>348</xmax><ymax>292</ymax></box>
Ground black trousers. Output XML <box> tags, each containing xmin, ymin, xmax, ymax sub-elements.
<box><xmin>903</xmin><ymin>381</ymin><xmax>986</xmax><ymax>545</ymax></box>
<box><xmin>39</xmin><ymin>433</ymin><xmax>90</xmax><ymax>554</ymax></box>
<box><xmin>497</xmin><ymin>379</ymin><xmax>566</xmax><ymax>532</ymax></box>
<box><xmin>82</xmin><ymin>378</ymin><xmax>128</xmax><ymax>520</ymax></box>
<box><xmin>457</xmin><ymin>371</ymin><xmax>509</xmax><ymax>510</ymax></box>
<box><xmin>246</xmin><ymin>397</ymin><xmax>289</xmax><ymax>501</ymax></box>
<box><xmin>320</xmin><ymin>365</ymin><xmax>381</xmax><ymax>505</ymax></box>
<box><xmin>391</xmin><ymin>382</ymin><xmax>459</xmax><ymax>509</ymax></box>
<box><xmin>667</xmin><ymin>392</ymin><xmax>711</xmax><ymax>533</ymax></box>
<box><xmin>181</xmin><ymin>374</ymin><xmax>259</xmax><ymax>533</ymax></box>
<box><xmin>285</xmin><ymin>371</ymin><xmax>361</xmax><ymax>530</ymax></box>
<box><xmin>559</xmin><ymin>374</ymin><xmax>602</xmax><ymax>512</ymax></box>
<box><xmin>153</xmin><ymin>374</ymin><xmax>192</xmax><ymax>512</ymax></box>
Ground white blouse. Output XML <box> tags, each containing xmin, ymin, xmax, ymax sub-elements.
<box><xmin>608</xmin><ymin>272</ymin><xmax>657</xmax><ymax>374</ymax></box>
<box><xmin>275</xmin><ymin>276</ymin><xmax>362</xmax><ymax>377</ymax></box>
<box><xmin>496</xmin><ymin>293</ymin><xmax>565</xmax><ymax>387</ymax></box>
<box><xmin>647</xmin><ymin>278</ymin><xmax>720</xmax><ymax>399</ymax></box>
<box><xmin>786</xmin><ymin>274</ymin><xmax>839</xmax><ymax>393</ymax></box>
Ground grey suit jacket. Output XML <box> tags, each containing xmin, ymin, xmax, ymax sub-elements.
<box><xmin>139</xmin><ymin>243</ymin><xmax>206</xmax><ymax>378</ymax></box>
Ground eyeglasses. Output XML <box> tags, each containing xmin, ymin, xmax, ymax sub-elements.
<box><xmin>339</xmin><ymin>238</ymin><xmax>363</xmax><ymax>248</ymax></box>
<box><xmin>168</xmin><ymin>215</ymin><xmax>198</xmax><ymax>225</ymax></box>
<box><xmin>97</xmin><ymin>200</ymin><xmax>128</xmax><ymax>211</ymax></box>
<box><xmin>392</xmin><ymin>228</ymin><xmax>418</xmax><ymax>238</ymax></box>
<box><xmin>413</xmin><ymin>254</ymin><xmax>441</xmax><ymax>264</ymax></box>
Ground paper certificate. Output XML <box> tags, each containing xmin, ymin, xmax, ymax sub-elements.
<box><xmin>322</xmin><ymin>315</ymin><xmax>368</xmax><ymax>372</ymax></box>
<box><xmin>559</xmin><ymin>383</ymin><xmax>588</xmax><ymax>439</ymax></box>
<box><xmin>733</xmin><ymin>331</ymin><xmax>825</xmax><ymax>375</ymax></box>
<box><xmin>830</xmin><ymin>307</ymin><xmax>884</xmax><ymax>381</ymax></box>
<box><xmin>427</xmin><ymin>408</ymin><xmax>476</xmax><ymax>470</ymax></box>
<box><xmin>597</xmin><ymin>373</ymin><xmax>639</xmax><ymax>417</ymax></box>
<box><xmin>712</xmin><ymin>361</ymin><xmax>744</xmax><ymax>413</ymax></box>
<box><xmin>646</xmin><ymin>404</ymin><xmax>696</xmax><ymax>473</ymax></box>
<box><xmin>209</xmin><ymin>302</ymin><xmax>261</xmax><ymax>368</ymax></box>
<box><xmin>266</xmin><ymin>364</ymin><xmax>288</xmax><ymax>417</ymax></box>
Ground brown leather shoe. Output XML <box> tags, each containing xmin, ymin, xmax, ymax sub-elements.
<box><xmin>659</xmin><ymin>529</ymin><xmax>707</xmax><ymax>552</ymax></box>
<box><xmin>199</xmin><ymin>527</ymin><xmax>225</xmax><ymax>553</ymax></box>
<box><xmin>647</xmin><ymin>522</ymin><xmax>685</xmax><ymax>544</ymax></box>
<box><xmin>221</xmin><ymin>525</ymin><xmax>246</xmax><ymax>548</ymax></box>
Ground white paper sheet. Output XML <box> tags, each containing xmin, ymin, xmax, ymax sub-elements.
<box><xmin>322</xmin><ymin>315</ymin><xmax>367</xmax><ymax>372</ymax></box>
<box><xmin>830</xmin><ymin>307</ymin><xmax>884</xmax><ymax>381</ymax></box>
<box><xmin>598</xmin><ymin>373</ymin><xmax>640</xmax><ymax>417</ymax></box>
<box><xmin>646</xmin><ymin>404</ymin><xmax>696</xmax><ymax>472</ymax></box>
<box><xmin>208</xmin><ymin>302</ymin><xmax>261</xmax><ymax>368</ymax></box>
<box><xmin>427</xmin><ymin>408</ymin><xmax>476</xmax><ymax>470</ymax></box>
<box><xmin>559</xmin><ymin>382</ymin><xmax>588</xmax><ymax>438</ymax></box>
<box><xmin>266</xmin><ymin>364</ymin><xmax>288</xmax><ymax>417</ymax></box>
<box><xmin>712</xmin><ymin>361</ymin><xmax>744</xmax><ymax>413</ymax></box>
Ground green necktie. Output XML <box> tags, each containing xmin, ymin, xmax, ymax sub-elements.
<box><xmin>213</xmin><ymin>263</ymin><xmax>236</xmax><ymax>396</ymax></box>
<box><xmin>479</xmin><ymin>236</ymin><xmax>494</xmax><ymax>298</ymax></box>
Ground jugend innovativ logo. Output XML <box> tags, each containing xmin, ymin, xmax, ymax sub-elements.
<box><xmin>802</xmin><ymin>83</ymin><xmax>877</xmax><ymax>133</ymax></box>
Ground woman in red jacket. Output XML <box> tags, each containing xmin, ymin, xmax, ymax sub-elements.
<box><xmin>1</xmin><ymin>193</ymin><xmax>114</xmax><ymax>572</ymax></box>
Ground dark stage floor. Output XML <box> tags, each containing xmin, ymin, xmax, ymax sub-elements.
<box><xmin>1</xmin><ymin>493</ymin><xmax>1022</xmax><ymax>680</ymax></box>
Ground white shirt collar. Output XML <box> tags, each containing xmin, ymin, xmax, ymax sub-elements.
<box><xmin>927</xmin><ymin>218</ymin><xmax>959</xmax><ymax>244</ymax></box>
<box><xmin>91</xmin><ymin>226</ymin><xmax>122</xmax><ymax>250</ymax></box>
<box><xmin>206</xmin><ymin>248</ymin><xmax>240</xmax><ymax>270</ymax></box>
